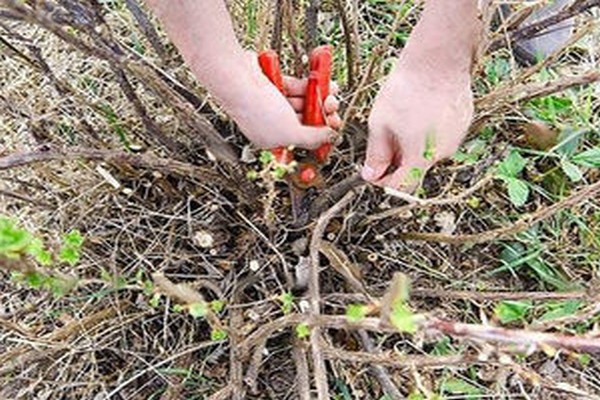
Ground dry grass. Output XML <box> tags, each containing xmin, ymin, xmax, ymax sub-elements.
<box><xmin>1</xmin><ymin>1</ymin><xmax>600</xmax><ymax>399</ymax></box>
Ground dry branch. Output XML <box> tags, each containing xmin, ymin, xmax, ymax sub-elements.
<box><xmin>0</xmin><ymin>147</ymin><xmax>254</xmax><ymax>203</ymax></box>
<box><xmin>398</xmin><ymin>178</ymin><xmax>600</xmax><ymax>244</ymax></box>
<box><xmin>308</xmin><ymin>191</ymin><xmax>356</xmax><ymax>399</ymax></box>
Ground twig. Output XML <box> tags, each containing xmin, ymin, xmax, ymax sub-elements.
<box><xmin>305</xmin><ymin>0</ymin><xmax>320</xmax><ymax>52</ymax></box>
<box><xmin>292</xmin><ymin>336</ymin><xmax>311</xmax><ymax>400</ymax></box>
<box><xmin>3</xmin><ymin>0</ymin><xmax>238</xmax><ymax>165</ymax></box>
<box><xmin>270</xmin><ymin>0</ymin><xmax>284</xmax><ymax>54</ymax></box>
<box><xmin>335</xmin><ymin>0</ymin><xmax>359</xmax><ymax>89</ymax></box>
<box><xmin>488</xmin><ymin>0</ymin><xmax>600</xmax><ymax>52</ymax></box>
<box><xmin>366</xmin><ymin>175</ymin><xmax>493</xmax><ymax>223</ymax></box>
<box><xmin>412</xmin><ymin>289</ymin><xmax>597</xmax><ymax>302</ymax></box>
<box><xmin>152</xmin><ymin>273</ymin><xmax>224</xmax><ymax>331</ymax></box>
<box><xmin>308</xmin><ymin>173</ymin><xmax>365</xmax><ymax>221</ymax></box>
<box><xmin>104</xmin><ymin>341</ymin><xmax>220</xmax><ymax>399</ymax></box>
<box><xmin>425</xmin><ymin>317</ymin><xmax>600</xmax><ymax>354</ymax></box>
<box><xmin>340</xmin><ymin>1</ymin><xmax>410</xmax><ymax>131</ymax></box>
<box><xmin>123</xmin><ymin>0</ymin><xmax>169</xmax><ymax>60</ymax></box>
<box><xmin>398</xmin><ymin>179</ymin><xmax>600</xmax><ymax>244</ymax></box>
<box><xmin>309</xmin><ymin>191</ymin><xmax>356</xmax><ymax>399</ymax></box>
<box><xmin>0</xmin><ymin>147</ymin><xmax>253</xmax><ymax>203</ymax></box>
<box><xmin>357</xmin><ymin>330</ymin><xmax>403</xmax><ymax>399</ymax></box>
<box><xmin>323</xmin><ymin>346</ymin><xmax>479</xmax><ymax>368</ymax></box>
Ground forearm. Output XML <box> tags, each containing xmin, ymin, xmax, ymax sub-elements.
<box><xmin>401</xmin><ymin>0</ymin><xmax>482</xmax><ymax>75</ymax></box>
<box><xmin>144</xmin><ymin>0</ymin><xmax>250</xmax><ymax>104</ymax></box>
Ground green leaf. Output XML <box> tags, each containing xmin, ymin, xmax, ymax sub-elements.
<box><xmin>539</xmin><ymin>300</ymin><xmax>583</xmax><ymax>321</ymax></box>
<box><xmin>172</xmin><ymin>304</ymin><xmax>184</xmax><ymax>312</ymax></box>
<box><xmin>188</xmin><ymin>302</ymin><xmax>208</xmax><ymax>318</ymax></box>
<box><xmin>259</xmin><ymin>150</ymin><xmax>274</xmax><ymax>165</ymax></box>
<box><xmin>148</xmin><ymin>293</ymin><xmax>160</xmax><ymax>308</ymax></box>
<box><xmin>423</xmin><ymin>132</ymin><xmax>436</xmax><ymax>161</ymax></box>
<box><xmin>271</xmin><ymin>165</ymin><xmax>288</xmax><ymax>180</ymax></box>
<box><xmin>210</xmin><ymin>300</ymin><xmax>225</xmax><ymax>313</ymax></box>
<box><xmin>572</xmin><ymin>147</ymin><xmax>600</xmax><ymax>168</ymax></box>
<box><xmin>441</xmin><ymin>378</ymin><xmax>484</xmax><ymax>396</ymax></box>
<box><xmin>561</xmin><ymin>159</ymin><xmax>583</xmax><ymax>182</ymax></box>
<box><xmin>279</xmin><ymin>292</ymin><xmax>294</xmax><ymax>315</ymax></box>
<box><xmin>494</xmin><ymin>300</ymin><xmax>532</xmax><ymax>323</ymax></box>
<box><xmin>431</xmin><ymin>336</ymin><xmax>454</xmax><ymax>356</ymax></box>
<box><xmin>210</xmin><ymin>329</ymin><xmax>228</xmax><ymax>341</ymax></box>
<box><xmin>27</xmin><ymin>238</ymin><xmax>52</xmax><ymax>266</ymax></box>
<box><xmin>25</xmin><ymin>271</ymin><xmax>45</xmax><ymax>288</ymax></box>
<box><xmin>407</xmin><ymin>392</ymin><xmax>426</xmax><ymax>400</ymax></box>
<box><xmin>506</xmin><ymin>178</ymin><xmax>529</xmax><ymax>207</ymax></box>
<box><xmin>0</xmin><ymin>217</ymin><xmax>32</xmax><ymax>257</ymax></box>
<box><xmin>63</xmin><ymin>230</ymin><xmax>84</xmax><ymax>248</ymax></box>
<box><xmin>246</xmin><ymin>170</ymin><xmax>259</xmax><ymax>180</ymax></box>
<box><xmin>498</xmin><ymin>151</ymin><xmax>527</xmax><ymax>177</ymax></box>
<box><xmin>346</xmin><ymin>304</ymin><xmax>368</xmax><ymax>323</ymax></box>
<box><xmin>390</xmin><ymin>302</ymin><xmax>417</xmax><ymax>334</ymax></box>
<box><xmin>59</xmin><ymin>246</ymin><xmax>80</xmax><ymax>266</ymax></box>
<box><xmin>295</xmin><ymin>323</ymin><xmax>310</xmax><ymax>339</ymax></box>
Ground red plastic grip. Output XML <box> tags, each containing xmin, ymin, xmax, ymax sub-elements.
<box><xmin>303</xmin><ymin>45</ymin><xmax>333</xmax><ymax>163</ymax></box>
<box><xmin>258</xmin><ymin>50</ymin><xmax>286</xmax><ymax>95</ymax></box>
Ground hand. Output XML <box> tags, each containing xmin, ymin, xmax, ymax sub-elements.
<box><xmin>225</xmin><ymin>53</ymin><xmax>340</xmax><ymax>150</ymax></box>
<box><xmin>362</xmin><ymin>56</ymin><xmax>474</xmax><ymax>191</ymax></box>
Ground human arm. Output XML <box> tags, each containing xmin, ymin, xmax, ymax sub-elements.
<box><xmin>144</xmin><ymin>0</ymin><xmax>339</xmax><ymax>149</ymax></box>
<box><xmin>362</xmin><ymin>0</ymin><xmax>481</xmax><ymax>190</ymax></box>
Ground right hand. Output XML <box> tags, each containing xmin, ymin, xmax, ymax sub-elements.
<box><xmin>362</xmin><ymin>56</ymin><xmax>474</xmax><ymax>191</ymax></box>
<box><xmin>225</xmin><ymin>53</ymin><xmax>340</xmax><ymax>150</ymax></box>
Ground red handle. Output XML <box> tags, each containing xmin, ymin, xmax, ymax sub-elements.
<box><xmin>303</xmin><ymin>45</ymin><xmax>333</xmax><ymax>163</ymax></box>
<box><xmin>258</xmin><ymin>50</ymin><xmax>293</xmax><ymax>164</ymax></box>
<box><xmin>258</xmin><ymin>50</ymin><xmax>286</xmax><ymax>95</ymax></box>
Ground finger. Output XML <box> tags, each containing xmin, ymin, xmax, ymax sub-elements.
<box><xmin>283</xmin><ymin>76</ymin><xmax>340</xmax><ymax>97</ymax></box>
<box><xmin>283</xmin><ymin>77</ymin><xmax>307</xmax><ymax>96</ymax></box>
<box><xmin>362</xmin><ymin>127</ymin><xmax>395</xmax><ymax>182</ymax></box>
<box><xmin>289</xmin><ymin>126</ymin><xmax>334</xmax><ymax>150</ymax></box>
<box><xmin>288</xmin><ymin>97</ymin><xmax>304</xmax><ymax>113</ymax></box>
<box><xmin>378</xmin><ymin>158</ymin><xmax>430</xmax><ymax>192</ymax></box>
<box><xmin>324</xmin><ymin>96</ymin><xmax>339</xmax><ymax>115</ymax></box>
<box><xmin>330</xmin><ymin>81</ymin><xmax>340</xmax><ymax>96</ymax></box>
<box><xmin>327</xmin><ymin>113</ymin><xmax>342</xmax><ymax>130</ymax></box>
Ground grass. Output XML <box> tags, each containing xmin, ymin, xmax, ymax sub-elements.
<box><xmin>1</xmin><ymin>0</ymin><xmax>600</xmax><ymax>399</ymax></box>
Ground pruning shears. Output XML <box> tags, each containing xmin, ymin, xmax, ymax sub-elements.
<box><xmin>258</xmin><ymin>45</ymin><xmax>333</xmax><ymax>219</ymax></box>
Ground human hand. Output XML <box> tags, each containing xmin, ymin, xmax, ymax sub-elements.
<box><xmin>362</xmin><ymin>56</ymin><xmax>474</xmax><ymax>191</ymax></box>
<box><xmin>225</xmin><ymin>54</ymin><xmax>340</xmax><ymax>150</ymax></box>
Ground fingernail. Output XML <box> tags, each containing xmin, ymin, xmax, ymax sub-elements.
<box><xmin>361</xmin><ymin>165</ymin><xmax>378</xmax><ymax>181</ymax></box>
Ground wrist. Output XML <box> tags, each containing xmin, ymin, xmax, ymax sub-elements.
<box><xmin>400</xmin><ymin>0</ymin><xmax>481</xmax><ymax>75</ymax></box>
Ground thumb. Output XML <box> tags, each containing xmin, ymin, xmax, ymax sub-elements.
<box><xmin>362</xmin><ymin>129</ymin><xmax>394</xmax><ymax>182</ymax></box>
<box><xmin>289</xmin><ymin>126</ymin><xmax>334</xmax><ymax>150</ymax></box>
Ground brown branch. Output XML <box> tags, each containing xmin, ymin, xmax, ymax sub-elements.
<box><xmin>123</xmin><ymin>0</ymin><xmax>168</xmax><ymax>60</ymax></box>
<box><xmin>292</xmin><ymin>337</ymin><xmax>311</xmax><ymax>400</ymax></box>
<box><xmin>3</xmin><ymin>0</ymin><xmax>238</xmax><ymax>165</ymax></box>
<box><xmin>340</xmin><ymin>0</ymin><xmax>410</xmax><ymax>131</ymax></box>
<box><xmin>366</xmin><ymin>175</ymin><xmax>493</xmax><ymax>224</ymax></box>
<box><xmin>488</xmin><ymin>0</ymin><xmax>600</xmax><ymax>52</ymax></box>
<box><xmin>357</xmin><ymin>330</ymin><xmax>403</xmax><ymax>399</ymax></box>
<box><xmin>412</xmin><ymin>289</ymin><xmax>597</xmax><ymax>302</ymax></box>
<box><xmin>308</xmin><ymin>173</ymin><xmax>365</xmax><ymax>222</ymax></box>
<box><xmin>323</xmin><ymin>347</ymin><xmax>479</xmax><ymax>368</ymax></box>
<box><xmin>305</xmin><ymin>0</ymin><xmax>320</xmax><ymax>53</ymax></box>
<box><xmin>335</xmin><ymin>0</ymin><xmax>359</xmax><ymax>89</ymax></box>
<box><xmin>309</xmin><ymin>191</ymin><xmax>356</xmax><ymax>399</ymax></box>
<box><xmin>426</xmin><ymin>317</ymin><xmax>600</xmax><ymax>354</ymax></box>
<box><xmin>270</xmin><ymin>0</ymin><xmax>284</xmax><ymax>54</ymax></box>
<box><xmin>398</xmin><ymin>178</ymin><xmax>600</xmax><ymax>244</ymax></box>
<box><xmin>0</xmin><ymin>147</ymin><xmax>253</xmax><ymax>203</ymax></box>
